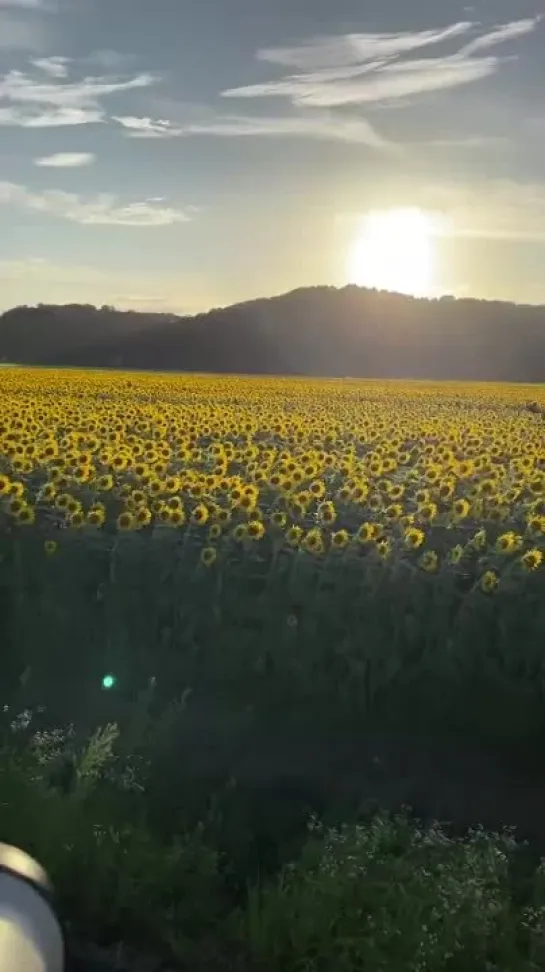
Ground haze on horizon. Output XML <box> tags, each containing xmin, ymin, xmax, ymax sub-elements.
<box><xmin>0</xmin><ymin>0</ymin><xmax>544</xmax><ymax>315</ymax></box>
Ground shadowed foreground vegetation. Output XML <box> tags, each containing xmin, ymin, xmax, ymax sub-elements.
<box><xmin>3</xmin><ymin>368</ymin><xmax>545</xmax><ymax>968</ymax></box>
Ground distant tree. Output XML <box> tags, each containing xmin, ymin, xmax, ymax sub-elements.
<box><xmin>0</xmin><ymin>287</ymin><xmax>544</xmax><ymax>382</ymax></box>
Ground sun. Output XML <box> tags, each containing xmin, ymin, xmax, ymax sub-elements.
<box><xmin>346</xmin><ymin>207</ymin><xmax>438</xmax><ymax>298</ymax></box>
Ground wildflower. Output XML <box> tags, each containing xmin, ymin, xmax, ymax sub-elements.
<box><xmin>521</xmin><ymin>548</ymin><xmax>543</xmax><ymax>571</ymax></box>
<box><xmin>480</xmin><ymin>570</ymin><xmax>499</xmax><ymax>593</ymax></box>
<box><xmin>200</xmin><ymin>546</ymin><xmax>217</xmax><ymax>567</ymax></box>
<box><xmin>419</xmin><ymin>550</ymin><xmax>438</xmax><ymax>573</ymax></box>
<box><xmin>404</xmin><ymin>527</ymin><xmax>425</xmax><ymax>550</ymax></box>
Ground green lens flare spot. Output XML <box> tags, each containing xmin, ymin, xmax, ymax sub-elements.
<box><xmin>101</xmin><ymin>674</ymin><xmax>117</xmax><ymax>690</ymax></box>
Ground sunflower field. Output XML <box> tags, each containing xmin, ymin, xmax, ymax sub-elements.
<box><xmin>4</xmin><ymin>367</ymin><xmax>545</xmax><ymax>968</ymax></box>
<box><xmin>2</xmin><ymin>367</ymin><xmax>545</xmax><ymax>741</ymax></box>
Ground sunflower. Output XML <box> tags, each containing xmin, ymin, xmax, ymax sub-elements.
<box><xmin>302</xmin><ymin>528</ymin><xmax>324</xmax><ymax>555</ymax></box>
<box><xmin>232</xmin><ymin>523</ymin><xmax>247</xmax><ymax>542</ymax></box>
<box><xmin>270</xmin><ymin>511</ymin><xmax>287</xmax><ymax>529</ymax></box>
<box><xmin>495</xmin><ymin>532</ymin><xmax>521</xmax><ymax>554</ymax></box>
<box><xmin>384</xmin><ymin>503</ymin><xmax>403</xmax><ymax>522</ymax></box>
<box><xmin>117</xmin><ymin>511</ymin><xmax>136</xmax><ymax>532</ymax></box>
<box><xmin>246</xmin><ymin>519</ymin><xmax>265</xmax><ymax>541</ymax></box>
<box><xmin>191</xmin><ymin>503</ymin><xmax>209</xmax><ymax>526</ymax></box>
<box><xmin>419</xmin><ymin>550</ymin><xmax>438</xmax><ymax>573</ymax></box>
<box><xmin>468</xmin><ymin>528</ymin><xmax>487</xmax><ymax>550</ymax></box>
<box><xmin>8</xmin><ymin>496</ymin><xmax>25</xmax><ymax>516</ymax></box>
<box><xmin>480</xmin><ymin>570</ymin><xmax>499</xmax><ymax>593</ymax></box>
<box><xmin>317</xmin><ymin>501</ymin><xmax>336</xmax><ymax>525</ymax></box>
<box><xmin>69</xmin><ymin>511</ymin><xmax>85</xmax><ymax>529</ymax></box>
<box><xmin>418</xmin><ymin>502</ymin><xmax>438</xmax><ymax>523</ymax></box>
<box><xmin>286</xmin><ymin>525</ymin><xmax>303</xmax><ymax>548</ymax></box>
<box><xmin>87</xmin><ymin>509</ymin><xmax>105</xmax><ymax>527</ymax></box>
<box><xmin>447</xmin><ymin>544</ymin><xmax>464</xmax><ymax>565</ymax></box>
<box><xmin>521</xmin><ymin>548</ymin><xmax>543</xmax><ymax>571</ymax></box>
<box><xmin>356</xmin><ymin>522</ymin><xmax>375</xmax><ymax>544</ymax></box>
<box><xmin>0</xmin><ymin>475</ymin><xmax>11</xmax><ymax>496</ymax></box>
<box><xmin>200</xmin><ymin>546</ymin><xmax>217</xmax><ymax>567</ymax></box>
<box><xmin>14</xmin><ymin>505</ymin><xmax>35</xmax><ymax>526</ymax></box>
<box><xmin>44</xmin><ymin>539</ymin><xmax>58</xmax><ymax>556</ymax></box>
<box><xmin>331</xmin><ymin>529</ymin><xmax>350</xmax><ymax>549</ymax></box>
<box><xmin>134</xmin><ymin>507</ymin><xmax>152</xmax><ymax>528</ymax></box>
<box><xmin>404</xmin><ymin>527</ymin><xmax>425</xmax><ymax>550</ymax></box>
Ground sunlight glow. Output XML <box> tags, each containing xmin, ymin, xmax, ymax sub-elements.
<box><xmin>346</xmin><ymin>207</ymin><xmax>439</xmax><ymax>297</ymax></box>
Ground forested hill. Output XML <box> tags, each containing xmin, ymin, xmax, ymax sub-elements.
<box><xmin>2</xmin><ymin>286</ymin><xmax>545</xmax><ymax>382</ymax></box>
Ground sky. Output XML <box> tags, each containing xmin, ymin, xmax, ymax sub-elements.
<box><xmin>0</xmin><ymin>0</ymin><xmax>544</xmax><ymax>314</ymax></box>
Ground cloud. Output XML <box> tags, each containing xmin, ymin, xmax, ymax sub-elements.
<box><xmin>0</xmin><ymin>65</ymin><xmax>156</xmax><ymax>127</ymax></box>
<box><xmin>0</xmin><ymin>182</ymin><xmax>192</xmax><ymax>225</ymax></box>
<box><xmin>31</xmin><ymin>56</ymin><xmax>70</xmax><ymax>78</ymax></box>
<box><xmin>34</xmin><ymin>151</ymin><xmax>95</xmax><ymax>167</ymax></box>
<box><xmin>113</xmin><ymin>110</ymin><xmax>391</xmax><ymax>148</ymax></box>
<box><xmin>457</xmin><ymin>17</ymin><xmax>541</xmax><ymax>56</ymax></box>
<box><xmin>420</xmin><ymin>179</ymin><xmax>545</xmax><ymax>242</ymax></box>
<box><xmin>257</xmin><ymin>23</ymin><xmax>473</xmax><ymax>70</ymax></box>
<box><xmin>222</xmin><ymin>17</ymin><xmax>541</xmax><ymax>108</ymax></box>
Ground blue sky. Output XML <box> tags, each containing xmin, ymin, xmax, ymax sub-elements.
<box><xmin>0</xmin><ymin>0</ymin><xmax>544</xmax><ymax>312</ymax></box>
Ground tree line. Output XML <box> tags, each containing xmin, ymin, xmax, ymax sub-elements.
<box><xmin>1</xmin><ymin>286</ymin><xmax>545</xmax><ymax>382</ymax></box>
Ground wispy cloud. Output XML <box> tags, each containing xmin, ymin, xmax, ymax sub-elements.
<box><xmin>420</xmin><ymin>178</ymin><xmax>545</xmax><ymax>242</ymax></box>
<box><xmin>457</xmin><ymin>17</ymin><xmax>541</xmax><ymax>56</ymax></box>
<box><xmin>0</xmin><ymin>182</ymin><xmax>192</xmax><ymax>226</ymax></box>
<box><xmin>222</xmin><ymin>17</ymin><xmax>541</xmax><ymax>108</ymax></box>
<box><xmin>113</xmin><ymin>110</ymin><xmax>391</xmax><ymax>148</ymax></box>
<box><xmin>34</xmin><ymin>151</ymin><xmax>96</xmax><ymax>167</ymax></box>
<box><xmin>0</xmin><ymin>65</ymin><xmax>156</xmax><ymax>126</ymax></box>
<box><xmin>256</xmin><ymin>23</ymin><xmax>473</xmax><ymax>70</ymax></box>
<box><xmin>31</xmin><ymin>56</ymin><xmax>70</xmax><ymax>78</ymax></box>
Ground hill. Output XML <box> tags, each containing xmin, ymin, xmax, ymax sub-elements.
<box><xmin>1</xmin><ymin>286</ymin><xmax>545</xmax><ymax>382</ymax></box>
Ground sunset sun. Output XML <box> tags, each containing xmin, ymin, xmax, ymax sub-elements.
<box><xmin>346</xmin><ymin>208</ymin><xmax>439</xmax><ymax>298</ymax></box>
